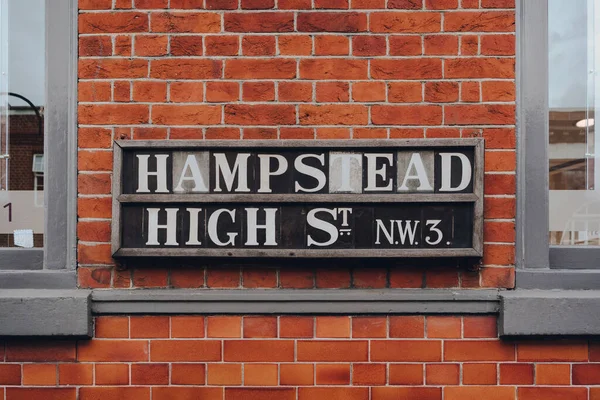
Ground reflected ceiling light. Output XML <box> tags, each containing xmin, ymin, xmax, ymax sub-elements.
<box><xmin>575</xmin><ymin>118</ymin><xmax>595</xmax><ymax>128</ymax></box>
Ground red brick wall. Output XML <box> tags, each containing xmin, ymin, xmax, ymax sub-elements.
<box><xmin>2</xmin><ymin>316</ymin><xmax>600</xmax><ymax>400</ymax></box>
<box><xmin>76</xmin><ymin>0</ymin><xmax>517</xmax><ymax>289</ymax></box>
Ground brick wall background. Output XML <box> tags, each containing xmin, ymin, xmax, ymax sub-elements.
<box><xmin>76</xmin><ymin>0</ymin><xmax>517</xmax><ymax>289</ymax></box>
<box><xmin>2</xmin><ymin>316</ymin><xmax>600</xmax><ymax>400</ymax></box>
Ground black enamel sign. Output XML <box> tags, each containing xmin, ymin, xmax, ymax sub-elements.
<box><xmin>112</xmin><ymin>140</ymin><xmax>484</xmax><ymax>258</ymax></box>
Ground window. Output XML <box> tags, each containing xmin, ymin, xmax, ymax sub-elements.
<box><xmin>519</xmin><ymin>0</ymin><xmax>600</xmax><ymax>278</ymax></box>
<box><xmin>0</xmin><ymin>0</ymin><xmax>76</xmax><ymax>279</ymax></box>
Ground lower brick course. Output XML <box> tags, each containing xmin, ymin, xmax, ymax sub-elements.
<box><xmin>1</xmin><ymin>315</ymin><xmax>600</xmax><ymax>399</ymax></box>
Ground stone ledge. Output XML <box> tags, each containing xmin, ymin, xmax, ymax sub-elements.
<box><xmin>0</xmin><ymin>290</ymin><xmax>92</xmax><ymax>337</ymax></box>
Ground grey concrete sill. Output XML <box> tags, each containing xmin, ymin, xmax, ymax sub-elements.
<box><xmin>92</xmin><ymin>289</ymin><xmax>501</xmax><ymax>315</ymax></box>
<box><xmin>500</xmin><ymin>290</ymin><xmax>600</xmax><ymax>336</ymax></box>
<box><xmin>517</xmin><ymin>269</ymin><xmax>600</xmax><ymax>290</ymax></box>
<box><xmin>0</xmin><ymin>271</ymin><xmax>77</xmax><ymax>289</ymax></box>
<box><xmin>0</xmin><ymin>290</ymin><xmax>92</xmax><ymax>337</ymax></box>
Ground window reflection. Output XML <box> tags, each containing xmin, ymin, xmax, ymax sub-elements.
<box><xmin>0</xmin><ymin>0</ymin><xmax>45</xmax><ymax>248</ymax></box>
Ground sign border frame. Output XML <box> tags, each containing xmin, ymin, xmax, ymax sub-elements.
<box><xmin>111</xmin><ymin>139</ymin><xmax>484</xmax><ymax>259</ymax></box>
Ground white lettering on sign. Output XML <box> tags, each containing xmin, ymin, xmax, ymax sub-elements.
<box><xmin>186</xmin><ymin>208</ymin><xmax>203</xmax><ymax>245</ymax></box>
<box><xmin>439</xmin><ymin>153</ymin><xmax>472</xmax><ymax>192</ymax></box>
<box><xmin>146</xmin><ymin>208</ymin><xmax>178</xmax><ymax>246</ymax></box>
<box><xmin>208</xmin><ymin>208</ymin><xmax>238</xmax><ymax>246</ymax></box>
<box><xmin>137</xmin><ymin>154</ymin><xmax>169</xmax><ymax>193</ymax></box>
<box><xmin>364</xmin><ymin>153</ymin><xmax>394</xmax><ymax>192</ymax></box>
<box><xmin>425</xmin><ymin>220</ymin><xmax>443</xmax><ymax>245</ymax></box>
<box><xmin>295</xmin><ymin>154</ymin><xmax>326</xmax><ymax>193</ymax></box>
<box><xmin>174</xmin><ymin>155</ymin><xmax>209</xmax><ymax>193</ymax></box>
<box><xmin>245</xmin><ymin>208</ymin><xmax>278</xmax><ymax>246</ymax></box>
<box><xmin>307</xmin><ymin>208</ymin><xmax>339</xmax><ymax>247</ymax></box>
<box><xmin>398</xmin><ymin>153</ymin><xmax>434</xmax><ymax>192</ymax></box>
<box><xmin>329</xmin><ymin>153</ymin><xmax>362</xmax><ymax>193</ymax></box>
<box><xmin>375</xmin><ymin>220</ymin><xmax>420</xmax><ymax>245</ymax></box>
<box><xmin>258</xmin><ymin>154</ymin><xmax>288</xmax><ymax>193</ymax></box>
<box><xmin>213</xmin><ymin>153</ymin><xmax>251</xmax><ymax>192</ymax></box>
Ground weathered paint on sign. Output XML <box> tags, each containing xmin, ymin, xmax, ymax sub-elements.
<box><xmin>112</xmin><ymin>140</ymin><xmax>484</xmax><ymax>258</ymax></box>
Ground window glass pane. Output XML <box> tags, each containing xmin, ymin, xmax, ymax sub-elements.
<box><xmin>0</xmin><ymin>0</ymin><xmax>45</xmax><ymax>248</ymax></box>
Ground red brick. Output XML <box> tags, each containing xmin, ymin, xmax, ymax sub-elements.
<box><xmin>316</xmin><ymin>82</ymin><xmax>349</xmax><ymax>102</ymax></box>
<box><xmin>79</xmin><ymin>104</ymin><xmax>148</xmax><ymax>125</ymax></box>
<box><xmin>372</xmin><ymin>388</ymin><xmax>441</xmax><ymax>400</ymax></box>
<box><xmin>445</xmin><ymin>340</ymin><xmax>515</xmax><ymax>361</ymax></box>
<box><xmin>225</xmin><ymin>12</ymin><xmax>294</xmax><ymax>32</ymax></box>
<box><xmin>245</xmin><ymin>364</ymin><xmax>278</xmax><ymax>386</ymax></box>
<box><xmin>352</xmin><ymin>82</ymin><xmax>386</xmax><ymax>102</ymax></box>
<box><xmin>131</xmin><ymin>364</ymin><xmax>168</xmax><ymax>385</ymax></box>
<box><xmin>463</xmin><ymin>316</ymin><xmax>498</xmax><ymax>338</ymax></box>
<box><xmin>481</xmin><ymin>267</ymin><xmax>515</xmax><ymax>288</ymax></box>
<box><xmin>152</xmin><ymin>105</ymin><xmax>221</xmax><ymax>125</ymax></box>
<box><xmin>371</xmin><ymin>340</ymin><xmax>441</xmax><ymax>362</ymax></box>
<box><xmin>79</xmin><ymin>12</ymin><xmax>148</xmax><ymax>33</ymax></box>
<box><xmin>207</xmin><ymin>267</ymin><xmax>241</xmax><ymax>287</ymax></box>
<box><xmin>78</xmin><ymin>174</ymin><xmax>111</xmax><ymax>195</ymax></box>
<box><xmin>280</xmin><ymin>316</ymin><xmax>314</xmax><ymax>338</ymax></box>
<box><xmin>427</xmin><ymin>316</ymin><xmax>461</xmax><ymax>338</ymax></box>
<box><xmin>22</xmin><ymin>364</ymin><xmax>56</xmax><ymax>386</ymax></box>
<box><xmin>425</xmin><ymin>81</ymin><xmax>459</xmax><ymax>102</ymax></box>
<box><xmin>461</xmin><ymin>35</ymin><xmax>479</xmax><ymax>55</ymax></box>
<box><xmin>517</xmin><ymin>342</ymin><xmax>588</xmax><ymax>361</ymax></box>
<box><xmin>316</xmin><ymin>316</ymin><xmax>350</xmax><ymax>338</ymax></box>
<box><xmin>243</xmin><ymin>82</ymin><xmax>276</xmax><ymax>101</ymax></box>
<box><xmin>151</xmin><ymin>340</ymin><xmax>221</xmax><ymax>361</ymax></box>
<box><xmin>425</xmin><ymin>34</ymin><xmax>458</xmax><ymax>55</ymax></box>
<box><xmin>7</xmin><ymin>388</ymin><xmax>77</xmax><ymax>400</ymax></box>
<box><xmin>352</xmin><ymin>317</ymin><xmax>387</xmax><ymax>338</ymax></box>
<box><xmin>78</xmin><ymin>267</ymin><xmax>112</xmax><ymax>288</ymax></box>
<box><xmin>77</xmin><ymin>243</ymin><xmax>114</xmax><ymax>265</ymax></box>
<box><xmin>225</xmin><ymin>104</ymin><xmax>295</xmax><ymax>125</ymax></box>
<box><xmin>389</xmin><ymin>316</ymin><xmax>425</xmax><ymax>338</ymax></box>
<box><xmin>301</xmin><ymin>59</ymin><xmax>367</xmax><ymax>79</ymax></box>
<box><xmin>389</xmin><ymin>269</ymin><xmax>424</xmax><ymax>287</ymax></box>
<box><xmin>135</xmin><ymin>35</ymin><xmax>168</xmax><ymax>56</ymax></box>
<box><xmin>95</xmin><ymin>364</ymin><xmax>129</xmax><ymax>385</ymax></box>
<box><xmin>171</xmin><ymin>316</ymin><xmax>205</xmax><ymax>338</ymax></box>
<box><xmin>315</xmin><ymin>268</ymin><xmax>351</xmax><ymax>288</ymax></box>
<box><xmin>279</xmin><ymin>35</ymin><xmax>312</xmax><ymax>55</ymax></box>
<box><xmin>371</xmin><ymin>105</ymin><xmax>442</xmax><ymax>125</ymax></box>
<box><xmin>133</xmin><ymin>81</ymin><xmax>167</xmax><ymax>102</ymax></box>
<box><xmin>130</xmin><ymin>316</ymin><xmax>169</xmax><ymax>338</ymax></box>
<box><xmin>446</xmin><ymin>58</ymin><xmax>514</xmax><ymax>78</ymax></box>
<box><xmin>206</xmin><ymin>36</ymin><xmax>239</xmax><ymax>56</ymax></box>
<box><xmin>155</xmin><ymin>388</ymin><xmax>223</xmax><ymax>400</ymax></box>
<box><xmin>225</xmin><ymin>340</ymin><xmax>294</xmax><ymax>362</ymax></box>
<box><xmin>519</xmin><ymin>388</ymin><xmax>587</xmax><ymax>400</ymax></box>
<box><xmin>463</xmin><ymin>363</ymin><xmax>497</xmax><ymax>385</ymax></box>
<box><xmin>372</xmin><ymin>59</ymin><xmax>442</xmax><ymax>79</ymax></box>
<box><xmin>243</xmin><ymin>36</ymin><xmax>276</xmax><ymax>56</ymax></box>
<box><xmin>242</xmin><ymin>0</ymin><xmax>275</xmax><ymax>9</ymax></box>
<box><xmin>151</xmin><ymin>59</ymin><xmax>222</xmax><ymax>79</ymax></box>
<box><xmin>316</xmin><ymin>364</ymin><xmax>350</xmax><ymax>385</ymax></box>
<box><xmin>279</xmin><ymin>82</ymin><xmax>313</xmax><ymax>102</ymax></box>
<box><xmin>298</xmin><ymin>12</ymin><xmax>367</xmax><ymax>32</ymax></box>
<box><xmin>6</xmin><ymin>341</ymin><xmax>76</xmax><ymax>362</ymax></box>
<box><xmin>482</xmin><ymin>81</ymin><xmax>516</xmax><ymax>102</ymax></box>
<box><xmin>227</xmin><ymin>388</ymin><xmax>295</xmax><ymax>400</ymax></box>
<box><xmin>207</xmin><ymin>316</ymin><xmax>242</xmax><ymax>338</ymax></box>
<box><xmin>79</xmin><ymin>387</ymin><xmax>150</xmax><ymax>400</ymax></box>
<box><xmin>389</xmin><ymin>35</ymin><xmax>422</xmax><ymax>55</ymax></box>
<box><xmin>171</xmin><ymin>363</ymin><xmax>206</xmax><ymax>385</ymax></box>
<box><xmin>80</xmin><ymin>0</ymin><xmax>112</xmax><ymax>9</ymax></box>
<box><xmin>499</xmin><ymin>363</ymin><xmax>534</xmax><ymax>385</ymax></box>
<box><xmin>426</xmin><ymin>363</ymin><xmax>459</xmax><ymax>385</ymax></box>
<box><xmin>426</xmin><ymin>0</ymin><xmax>457</xmax><ymax>8</ymax></box>
<box><xmin>298</xmin><ymin>340</ymin><xmax>368</xmax><ymax>361</ymax></box>
<box><xmin>371</xmin><ymin>12</ymin><xmax>441</xmax><ymax>32</ymax></box>
<box><xmin>132</xmin><ymin>268</ymin><xmax>168</xmax><ymax>288</ymax></box>
<box><xmin>445</xmin><ymin>11</ymin><xmax>515</xmax><ymax>32</ymax></box>
<box><xmin>389</xmin><ymin>363</ymin><xmax>424</xmax><ymax>385</ymax></box>
<box><xmin>78</xmin><ymin>340</ymin><xmax>148</xmax><ymax>362</ymax></box>
<box><xmin>573</xmin><ymin>364</ymin><xmax>600</xmax><ymax>384</ymax></box>
<box><xmin>445</xmin><ymin>387</ymin><xmax>515</xmax><ymax>400</ymax></box>
<box><xmin>79</xmin><ymin>81</ymin><xmax>111</xmax><ymax>102</ymax></box>
<box><xmin>445</xmin><ymin>105</ymin><xmax>515</xmax><ymax>125</ymax></box>
<box><xmin>151</xmin><ymin>12</ymin><xmax>221</xmax><ymax>32</ymax></box>
<box><xmin>353</xmin><ymin>36</ymin><xmax>386</xmax><ymax>56</ymax></box>
<box><xmin>244</xmin><ymin>316</ymin><xmax>278</xmax><ymax>338</ymax></box>
<box><xmin>353</xmin><ymin>363</ymin><xmax>386</xmax><ymax>385</ymax></box>
<box><xmin>281</xmin><ymin>364</ymin><xmax>314</xmax><ymax>385</ymax></box>
<box><xmin>208</xmin><ymin>364</ymin><xmax>242</xmax><ymax>385</ymax></box>
<box><xmin>170</xmin><ymin>269</ymin><xmax>206</xmax><ymax>289</ymax></box>
<box><xmin>58</xmin><ymin>364</ymin><xmax>93</xmax><ymax>385</ymax></box>
<box><xmin>536</xmin><ymin>363</ymin><xmax>570</xmax><ymax>385</ymax></box>
<box><xmin>0</xmin><ymin>364</ymin><xmax>21</xmax><ymax>385</ymax></box>
<box><xmin>388</xmin><ymin>82</ymin><xmax>423</xmax><ymax>103</ymax></box>
<box><xmin>298</xmin><ymin>388</ymin><xmax>368</xmax><ymax>400</ymax></box>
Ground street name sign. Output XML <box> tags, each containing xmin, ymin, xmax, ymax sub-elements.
<box><xmin>111</xmin><ymin>139</ymin><xmax>483</xmax><ymax>258</ymax></box>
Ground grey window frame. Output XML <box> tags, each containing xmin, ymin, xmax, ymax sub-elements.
<box><xmin>517</xmin><ymin>0</ymin><xmax>600</xmax><ymax>287</ymax></box>
<box><xmin>0</xmin><ymin>0</ymin><xmax>77</xmax><ymax>287</ymax></box>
